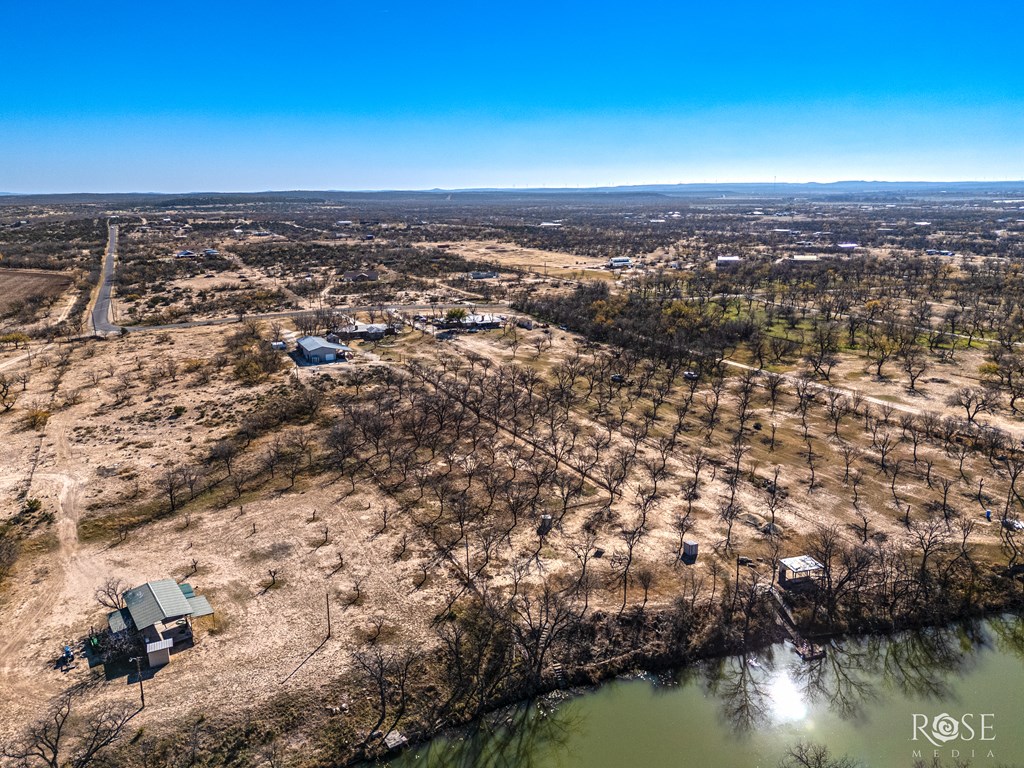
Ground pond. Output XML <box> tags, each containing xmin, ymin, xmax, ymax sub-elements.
<box><xmin>387</xmin><ymin>616</ymin><xmax>1024</xmax><ymax>767</ymax></box>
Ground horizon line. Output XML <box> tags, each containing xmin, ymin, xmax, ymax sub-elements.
<box><xmin>4</xmin><ymin>178</ymin><xmax>1024</xmax><ymax>197</ymax></box>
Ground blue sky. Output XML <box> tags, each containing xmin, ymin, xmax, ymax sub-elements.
<box><xmin>1</xmin><ymin>1</ymin><xmax>1021</xmax><ymax>192</ymax></box>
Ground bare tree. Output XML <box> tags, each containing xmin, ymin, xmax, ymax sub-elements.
<box><xmin>1</xmin><ymin>687</ymin><xmax>135</xmax><ymax>768</ymax></box>
<box><xmin>778</xmin><ymin>741</ymin><xmax>859</xmax><ymax>768</ymax></box>
<box><xmin>947</xmin><ymin>386</ymin><xmax>998</xmax><ymax>423</ymax></box>
<box><xmin>94</xmin><ymin>578</ymin><xmax>125</xmax><ymax>610</ymax></box>
<box><xmin>762</xmin><ymin>466</ymin><xmax>784</xmax><ymax>536</ymax></box>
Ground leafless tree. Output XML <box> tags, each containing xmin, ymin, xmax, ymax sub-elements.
<box><xmin>94</xmin><ymin>578</ymin><xmax>125</xmax><ymax>610</ymax></box>
<box><xmin>947</xmin><ymin>386</ymin><xmax>998</xmax><ymax>424</ymax></box>
<box><xmin>1</xmin><ymin>686</ymin><xmax>135</xmax><ymax>768</ymax></box>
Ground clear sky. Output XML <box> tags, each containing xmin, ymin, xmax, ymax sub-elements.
<box><xmin>2</xmin><ymin>1</ymin><xmax>1022</xmax><ymax>192</ymax></box>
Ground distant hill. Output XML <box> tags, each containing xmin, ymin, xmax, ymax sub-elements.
<box><xmin>2</xmin><ymin>181</ymin><xmax>1024</xmax><ymax>206</ymax></box>
<box><xmin>452</xmin><ymin>180</ymin><xmax>1024</xmax><ymax>197</ymax></box>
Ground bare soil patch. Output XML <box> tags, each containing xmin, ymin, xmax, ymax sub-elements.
<box><xmin>0</xmin><ymin>269</ymin><xmax>74</xmax><ymax>316</ymax></box>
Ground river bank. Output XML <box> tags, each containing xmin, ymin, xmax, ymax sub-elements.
<box><xmin>383</xmin><ymin>614</ymin><xmax>1024</xmax><ymax>768</ymax></box>
<box><xmin>345</xmin><ymin>574</ymin><xmax>1023</xmax><ymax>767</ymax></box>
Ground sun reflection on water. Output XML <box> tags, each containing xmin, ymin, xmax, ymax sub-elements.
<box><xmin>767</xmin><ymin>670</ymin><xmax>808</xmax><ymax>723</ymax></box>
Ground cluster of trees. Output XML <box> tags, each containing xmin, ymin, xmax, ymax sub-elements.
<box><xmin>518</xmin><ymin>281</ymin><xmax>757</xmax><ymax>363</ymax></box>
<box><xmin>146</xmin><ymin>336</ymin><xmax>1024</xmax><ymax>642</ymax></box>
<box><xmin>0</xmin><ymin>217</ymin><xmax>106</xmax><ymax>271</ymax></box>
<box><xmin>115</xmin><ymin>241</ymin><xmax>290</xmax><ymax>324</ymax></box>
<box><xmin>223</xmin><ymin>320</ymin><xmax>286</xmax><ymax>385</ymax></box>
<box><xmin>13</xmin><ymin>333</ymin><xmax>1024</xmax><ymax>767</ymax></box>
<box><xmin>116</xmin><ymin>247</ymin><xmax>232</xmax><ymax>294</ymax></box>
<box><xmin>519</xmin><ymin>246</ymin><xmax>1024</xmax><ymax>412</ymax></box>
<box><xmin>232</xmin><ymin>242</ymin><xmax>499</xmax><ymax>279</ymax></box>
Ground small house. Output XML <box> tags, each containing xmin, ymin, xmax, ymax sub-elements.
<box><xmin>341</xmin><ymin>270</ymin><xmax>380</xmax><ymax>282</ymax></box>
<box><xmin>716</xmin><ymin>255</ymin><xmax>743</xmax><ymax>269</ymax></box>
<box><xmin>331</xmin><ymin>322</ymin><xmax>391</xmax><ymax>341</ymax></box>
<box><xmin>296</xmin><ymin>336</ymin><xmax>353</xmax><ymax>364</ymax></box>
<box><xmin>468</xmin><ymin>271</ymin><xmax>499</xmax><ymax>280</ymax></box>
<box><xmin>438</xmin><ymin>313</ymin><xmax>504</xmax><ymax>331</ymax></box>
<box><xmin>106</xmin><ymin>579</ymin><xmax>214</xmax><ymax>667</ymax></box>
<box><xmin>778</xmin><ymin>555</ymin><xmax>824</xmax><ymax>589</ymax></box>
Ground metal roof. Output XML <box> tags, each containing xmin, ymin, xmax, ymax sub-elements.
<box><xmin>187</xmin><ymin>595</ymin><xmax>214</xmax><ymax>618</ymax></box>
<box><xmin>296</xmin><ymin>336</ymin><xmax>352</xmax><ymax>353</ymax></box>
<box><xmin>461</xmin><ymin>314</ymin><xmax>503</xmax><ymax>325</ymax></box>
<box><xmin>123</xmin><ymin>579</ymin><xmax>193</xmax><ymax>630</ymax></box>
<box><xmin>146</xmin><ymin>638</ymin><xmax>174</xmax><ymax>652</ymax></box>
<box><xmin>107</xmin><ymin>608</ymin><xmax>132</xmax><ymax>633</ymax></box>
<box><xmin>780</xmin><ymin>555</ymin><xmax>824</xmax><ymax>574</ymax></box>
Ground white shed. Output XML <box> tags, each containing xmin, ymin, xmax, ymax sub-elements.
<box><xmin>146</xmin><ymin>637</ymin><xmax>173</xmax><ymax>667</ymax></box>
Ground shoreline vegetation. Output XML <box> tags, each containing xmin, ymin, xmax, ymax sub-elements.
<box><xmin>31</xmin><ymin>577</ymin><xmax>1021</xmax><ymax>768</ymax></box>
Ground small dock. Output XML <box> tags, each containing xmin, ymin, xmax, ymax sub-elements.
<box><xmin>766</xmin><ymin>585</ymin><xmax>826</xmax><ymax>662</ymax></box>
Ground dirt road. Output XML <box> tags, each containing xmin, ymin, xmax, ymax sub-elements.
<box><xmin>0</xmin><ymin>411</ymin><xmax>102</xmax><ymax>734</ymax></box>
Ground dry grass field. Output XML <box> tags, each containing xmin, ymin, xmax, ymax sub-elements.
<box><xmin>0</xmin><ymin>269</ymin><xmax>74</xmax><ymax>317</ymax></box>
<box><xmin>427</xmin><ymin>240</ymin><xmax>617</xmax><ymax>282</ymax></box>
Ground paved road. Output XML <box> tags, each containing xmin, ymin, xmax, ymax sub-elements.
<box><xmin>91</xmin><ymin>224</ymin><xmax>121</xmax><ymax>335</ymax></box>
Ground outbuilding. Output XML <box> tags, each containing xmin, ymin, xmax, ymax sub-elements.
<box><xmin>107</xmin><ymin>579</ymin><xmax>215</xmax><ymax>666</ymax></box>
<box><xmin>778</xmin><ymin>555</ymin><xmax>824</xmax><ymax>589</ymax></box>
<box><xmin>296</xmin><ymin>336</ymin><xmax>353</xmax><ymax>364</ymax></box>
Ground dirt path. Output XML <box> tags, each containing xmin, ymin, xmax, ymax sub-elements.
<box><xmin>720</xmin><ymin>357</ymin><xmax>922</xmax><ymax>415</ymax></box>
<box><xmin>0</xmin><ymin>411</ymin><xmax>102</xmax><ymax>734</ymax></box>
<box><xmin>0</xmin><ymin>343</ymin><xmax>53</xmax><ymax>372</ymax></box>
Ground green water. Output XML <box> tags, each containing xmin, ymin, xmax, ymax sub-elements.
<box><xmin>388</xmin><ymin>616</ymin><xmax>1024</xmax><ymax>768</ymax></box>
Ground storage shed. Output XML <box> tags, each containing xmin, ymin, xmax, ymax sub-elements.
<box><xmin>146</xmin><ymin>638</ymin><xmax>173</xmax><ymax>667</ymax></box>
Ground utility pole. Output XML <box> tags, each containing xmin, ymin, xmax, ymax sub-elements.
<box><xmin>129</xmin><ymin>656</ymin><xmax>145</xmax><ymax>709</ymax></box>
